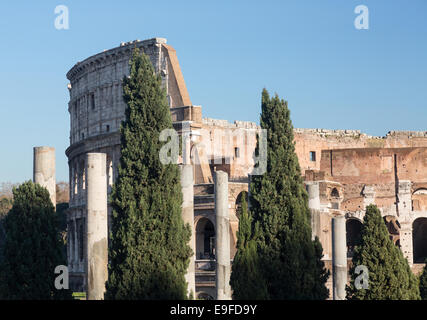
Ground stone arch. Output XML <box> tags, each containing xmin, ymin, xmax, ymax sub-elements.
<box><xmin>331</xmin><ymin>188</ymin><xmax>340</xmax><ymax>198</ymax></box>
<box><xmin>197</xmin><ymin>292</ymin><xmax>214</xmax><ymax>300</ymax></box>
<box><xmin>330</xmin><ymin>187</ymin><xmax>341</xmax><ymax>209</ymax></box>
<box><xmin>412</xmin><ymin>188</ymin><xmax>427</xmax><ymax>212</ymax></box>
<box><xmin>195</xmin><ymin>217</ymin><xmax>215</xmax><ymax>259</ymax></box>
<box><xmin>413</xmin><ymin>217</ymin><xmax>427</xmax><ymax>263</ymax></box>
<box><xmin>346</xmin><ymin>218</ymin><xmax>362</xmax><ymax>257</ymax></box>
<box><xmin>383</xmin><ymin>215</ymin><xmax>400</xmax><ymax>246</ymax></box>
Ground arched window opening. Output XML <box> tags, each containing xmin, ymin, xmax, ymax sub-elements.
<box><xmin>197</xmin><ymin>292</ymin><xmax>214</xmax><ymax>300</ymax></box>
<box><xmin>413</xmin><ymin>218</ymin><xmax>427</xmax><ymax>263</ymax></box>
<box><xmin>346</xmin><ymin>218</ymin><xmax>362</xmax><ymax>257</ymax></box>
<box><xmin>331</xmin><ymin>188</ymin><xmax>340</xmax><ymax>198</ymax></box>
<box><xmin>413</xmin><ymin>189</ymin><xmax>427</xmax><ymax>211</ymax></box>
<box><xmin>196</xmin><ymin>218</ymin><xmax>215</xmax><ymax>259</ymax></box>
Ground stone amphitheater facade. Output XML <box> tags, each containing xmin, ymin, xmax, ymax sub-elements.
<box><xmin>65</xmin><ymin>38</ymin><xmax>427</xmax><ymax>299</ymax></box>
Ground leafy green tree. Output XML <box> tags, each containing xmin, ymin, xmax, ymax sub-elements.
<box><xmin>230</xmin><ymin>192</ymin><xmax>268</xmax><ymax>299</ymax></box>
<box><xmin>0</xmin><ymin>181</ymin><xmax>72</xmax><ymax>300</ymax></box>
<box><xmin>105</xmin><ymin>49</ymin><xmax>192</xmax><ymax>300</ymax></box>
<box><xmin>419</xmin><ymin>261</ymin><xmax>427</xmax><ymax>300</ymax></box>
<box><xmin>247</xmin><ymin>89</ymin><xmax>329</xmax><ymax>299</ymax></box>
<box><xmin>347</xmin><ymin>204</ymin><xmax>420</xmax><ymax>300</ymax></box>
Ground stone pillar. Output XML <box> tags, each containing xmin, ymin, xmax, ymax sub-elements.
<box><xmin>33</xmin><ymin>146</ymin><xmax>56</xmax><ymax>206</ymax></box>
<box><xmin>362</xmin><ymin>185</ymin><xmax>375</xmax><ymax>209</ymax></box>
<box><xmin>307</xmin><ymin>182</ymin><xmax>321</xmax><ymax>241</ymax></box>
<box><xmin>180</xmin><ymin>164</ymin><xmax>196</xmax><ymax>298</ymax></box>
<box><xmin>397</xmin><ymin>181</ymin><xmax>413</xmax><ymax>265</ymax></box>
<box><xmin>68</xmin><ymin>220</ymin><xmax>73</xmax><ymax>272</ymax></box>
<box><xmin>73</xmin><ymin>218</ymin><xmax>78</xmax><ymax>270</ymax></box>
<box><xmin>215</xmin><ymin>171</ymin><xmax>231</xmax><ymax>300</ymax></box>
<box><xmin>400</xmin><ymin>221</ymin><xmax>413</xmax><ymax>266</ymax></box>
<box><xmin>307</xmin><ymin>182</ymin><xmax>320</xmax><ymax>210</ymax></box>
<box><xmin>332</xmin><ymin>215</ymin><xmax>347</xmax><ymax>300</ymax></box>
<box><xmin>85</xmin><ymin>153</ymin><xmax>108</xmax><ymax>300</ymax></box>
<box><xmin>397</xmin><ymin>181</ymin><xmax>412</xmax><ymax>217</ymax></box>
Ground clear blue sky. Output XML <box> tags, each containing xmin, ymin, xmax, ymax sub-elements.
<box><xmin>0</xmin><ymin>0</ymin><xmax>426</xmax><ymax>183</ymax></box>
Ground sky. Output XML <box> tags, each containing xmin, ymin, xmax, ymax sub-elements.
<box><xmin>0</xmin><ymin>0</ymin><xmax>426</xmax><ymax>183</ymax></box>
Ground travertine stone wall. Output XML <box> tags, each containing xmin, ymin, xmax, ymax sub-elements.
<box><xmin>65</xmin><ymin>38</ymin><xmax>427</xmax><ymax>298</ymax></box>
<box><xmin>66</xmin><ymin>38</ymin><xmax>194</xmax><ymax>291</ymax></box>
<box><xmin>194</xmin><ymin>118</ymin><xmax>260</xmax><ymax>184</ymax></box>
<box><xmin>295</xmin><ymin>128</ymin><xmax>427</xmax><ymax>174</ymax></box>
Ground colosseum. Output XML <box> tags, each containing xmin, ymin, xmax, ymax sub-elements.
<box><xmin>64</xmin><ymin>37</ymin><xmax>427</xmax><ymax>299</ymax></box>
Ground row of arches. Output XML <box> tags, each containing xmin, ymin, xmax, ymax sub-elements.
<box><xmin>346</xmin><ymin>217</ymin><xmax>427</xmax><ymax>263</ymax></box>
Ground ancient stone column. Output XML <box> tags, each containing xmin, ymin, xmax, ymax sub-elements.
<box><xmin>332</xmin><ymin>215</ymin><xmax>347</xmax><ymax>300</ymax></box>
<box><xmin>33</xmin><ymin>146</ymin><xmax>56</xmax><ymax>206</ymax></box>
<box><xmin>397</xmin><ymin>181</ymin><xmax>413</xmax><ymax>265</ymax></box>
<box><xmin>180</xmin><ymin>164</ymin><xmax>196</xmax><ymax>298</ymax></box>
<box><xmin>400</xmin><ymin>221</ymin><xmax>413</xmax><ymax>266</ymax></box>
<box><xmin>215</xmin><ymin>170</ymin><xmax>231</xmax><ymax>300</ymax></box>
<box><xmin>307</xmin><ymin>182</ymin><xmax>321</xmax><ymax>241</ymax></box>
<box><xmin>85</xmin><ymin>153</ymin><xmax>108</xmax><ymax>300</ymax></box>
<box><xmin>307</xmin><ymin>182</ymin><xmax>320</xmax><ymax>210</ymax></box>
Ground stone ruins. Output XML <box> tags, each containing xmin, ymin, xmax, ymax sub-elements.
<box><xmin>32</xmin><ymin>38</ymin><xmax>427</xmax><ymax>300</ymax></box>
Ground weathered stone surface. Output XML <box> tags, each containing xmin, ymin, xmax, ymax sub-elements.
<box><xmin>33</xmin><ymin>146</ymin><xmax>56</xmax><ymax>206</ymax></box>
<box><xmin>214</xmin><ymin>171</ymin><xmax>231</xmax><ymax>300</ymax></box>
<box><xmin>332</xmin><ymin>215</ymin><xmax>347</xmax><ymax>300</ymax></box>
<box><xmin>180</xmin><ymin>164</ymin><xmax>196</xmax><ymax>297</ymax></box>
<box><xmin>85</xmin><ymin>153</ymin><xmax>108</xmax><ymax>300</ymax></box>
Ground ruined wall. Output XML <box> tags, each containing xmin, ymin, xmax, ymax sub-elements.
<box><xmin>318</xmin><ymin>147</ymin><xmax>427</xmax><ymax>214</ymax></box>
<box><xmin>295</xmin><ymin>129</ymin><xmax>427</xmax><ymax>174</ymax></box>
<box><xmin>191</xmin><ymin>118</ymin><xmax>260</xmax><ymax>184</ymax></box>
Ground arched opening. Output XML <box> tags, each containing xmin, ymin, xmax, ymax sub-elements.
<box><xmin>331</xmin><ymin>188</ymin><xmax>340</xmax><ymax>198</ymax></box>
<box><xmin>331</xmin><ymin>188</ymin><xmax>340</xmax><ymax>209</ymax></box>
<box><xmin>346</xmin><ymin>218</ymin><xmax>362</xmax><ymax>257</ymax></box>
<box><xmin>413</xmin><ymin>217</ymin><xmax>427</xmax><ymax>263</ymax></box>
<box><xmin>413</xmin><ymin>188</ymin><xmax>427</xmax><ymax>211</ymax></box>
<box><xmin>197</xmin><ymin>292</ymin><xmax>214</xmax><ymax>300</ymax></box>
<box><xmin>235</xmin><ymin>191</ymin><xmax>248</xmax><ymax>219</ymax></box>
<box><xmin>196</xmin><ymin>218</ymin><xmax>215</xmax><ymax>259</ymax></box>
<box><xmin>383</xmin><ymin>216</ymin><xmax>400</xmax><ymax>246</ymax></box>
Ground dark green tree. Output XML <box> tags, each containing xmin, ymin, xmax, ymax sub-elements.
<box><xmin>105</xmin><ymin>49</ymin><xmax>192</xmax><ymax>300</ymax></box>
<box><xmin>230</xmin><ymin>192</ymin><xmax>268</xmax><ymax>299</ymax></box>
<box><xmin>0</xmin><ymin>197</ymin><xmax>12</xmax><ymax>265</ymax></box>
<box><xmin>346</xmin><ymin>204</ymin><xmax>420</xmax><ymax>300</ymax></box>
<box><xmin>0</xmin><ymin>181</ymin><xmax>72</xmax><ymax>300</ymax></box>
<box><xmin>248</xmin><ymin>89</ymin><xmax>329</xmax><ymax>299</ymax></box>
<box><xmin>419</xmin><ymin>260</ymin><xmax>427</xmax><ymax>300</ymax></box>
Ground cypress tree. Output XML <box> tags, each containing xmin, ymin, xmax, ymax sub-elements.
<box><xmin>105</xmin><ymin>48</ymin><xmax>192</xmax><ymax>300</ymax></box>
<box><xmin>230</xmin><ymin>192</ymin><xmax>268</xmax><ymax>299</ymax></box>
<box><xmin>248</xmin><ymin>89</ymin><xmax>329</xmax><ymax>299</ymax></box>
<box><xmin>346</xmin><ymin>204</ymin><xmax>420</xmax><ymax>300</ymax></box>
<box><xmin>0</xmin><ymin>181</ymin><xmax>71</xmax><ymax>300</ymax></box>
<box><xmin>419</xmin><ymin>261</ymin><xmax>427</xmax><ymax>300</ymax></box>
